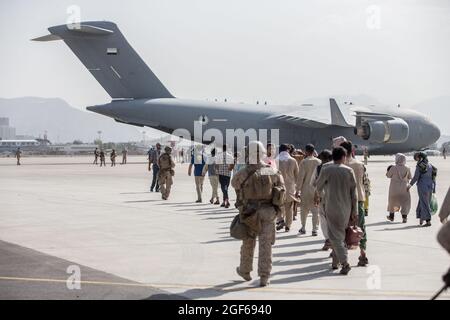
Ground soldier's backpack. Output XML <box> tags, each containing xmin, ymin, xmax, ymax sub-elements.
<box><xmin>230</xmin><ymin>168</ymin><xmax>258</xmax><ymax>240</ymax></box>
<box><xmin>159</xmin><ymin>153</ymin><xmax>172</xmax><ymax>170</ymax></box>
<box><xmin>272</xmin><ymin>185</ymin><xmax>286</xmax><ymax>208</ymax></box>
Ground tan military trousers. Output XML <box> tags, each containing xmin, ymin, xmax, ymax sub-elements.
<box><xmin>159</xmin><ymin>170</ymin><xmax>173</xmax><ymax>199</ymax></box>
<box><xmin>240</xmin><ymin>206</ymin><xmax>277</xmax><ymax>278</ymax></box>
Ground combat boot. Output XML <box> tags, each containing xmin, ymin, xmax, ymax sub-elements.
<box><xmin>236</xmin><ymin>267</ymin><xmax>252</xmax><ymax>281</ymax></box>
<box><xmin>276</xmin><ymin>220</ymin><xmax>285</xmax><ymax>231</ymax></box>
<box><xmin>260</xmin><ymin>276</ymin><xmax>270</xmax><ymax>287</ymax></box>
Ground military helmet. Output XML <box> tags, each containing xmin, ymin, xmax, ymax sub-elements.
<box><xmin>164</xmin><ymin>146</ymin><xmax>172</xmax><ymax>153</ymax></box>
<box><xmin>247</xmin><ymin>141</ymin><xmax>267</xmax><ymax>164</ymax></box>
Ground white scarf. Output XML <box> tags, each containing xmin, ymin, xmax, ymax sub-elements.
<box><xmin>277</xmin><ymin>151</ymin><xmax>291</xmax><ymax>161</ymax></box>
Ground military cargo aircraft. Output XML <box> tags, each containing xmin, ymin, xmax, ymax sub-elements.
<box><xmin>33</xmin><ymin>21</ymin><xmax>441</xmax><ymax>154</ymax></box>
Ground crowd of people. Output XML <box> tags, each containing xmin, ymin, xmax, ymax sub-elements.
<box><xmin>10</xmin><ymin>137</ymin><xmax>450</xmax><ymax>289</ymax></box>
<box><xmin>142</xmin><ymin>136</ymin><xmax>448</xmax><ymax>287</ymax></box>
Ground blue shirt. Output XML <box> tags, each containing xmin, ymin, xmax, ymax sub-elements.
<box><xmin>191</xmin><ymin>153</ymin><xmax>206</xmax><ymax>176</ymax></box>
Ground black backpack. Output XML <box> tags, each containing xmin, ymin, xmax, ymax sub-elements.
<box><xmin>431</xmin><ymin>164</ymin><xmax>438</xmax><ymax>181</ymax></box>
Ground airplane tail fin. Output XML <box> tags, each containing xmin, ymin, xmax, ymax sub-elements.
<box><xmin>329</xmin><ymin>98</ymin><xmax>351</xmax><ymax>127</ymax></box>
<box><xmin>32</xmin><ymin>21</ymin><xmax>173</xmax><ymax>100</ymax></box>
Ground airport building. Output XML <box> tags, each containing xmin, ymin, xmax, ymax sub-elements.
<box><xmin>0</xmin><ymin>118</ymin><xmax>16</xmax><ymax>140</ymax></box>
<box><xmin>48</xmin><ymin>143</ymin><xmax>97</xmax><ymax>155</ymax></box>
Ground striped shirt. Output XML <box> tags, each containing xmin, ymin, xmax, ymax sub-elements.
<box><xmin>215</xmin><ymin>152</ymin><xmax>234</xmax><ymax>177</ymax></box>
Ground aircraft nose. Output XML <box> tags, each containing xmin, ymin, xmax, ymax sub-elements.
<box><xmin>428</xmin><ymin>121</ymin><xmax>441</xmax><ymax>144</ymax></box>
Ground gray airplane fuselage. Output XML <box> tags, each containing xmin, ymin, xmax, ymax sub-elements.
<box><xmin>87</xmin><ymin>98</ymin><xmax>440</xmax><ymax>155</ymax></box>
<box><xmin>34</xmin><ymin>20</ymin><xmax>440</xmax><ymax>154</ymax></box>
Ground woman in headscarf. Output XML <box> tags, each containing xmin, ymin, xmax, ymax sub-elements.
<box><xmin>408</xmin><ymin>152</ymin><xmax>435</xmax><ymax>226</ymax></box>
<box><xmin>386</xmin><ymin>153</ymin><xmax>412</xmax><ymax>223</ymax></box>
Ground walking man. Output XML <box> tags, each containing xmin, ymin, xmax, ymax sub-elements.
<box><xmin>99</xmin><ymin>150</ymin><xmax>106</xmax><ymax>167</ymax></box>
<box><xmin>232</xmin><ymin>141</ymin><xmax>286</xmax><ymax>287</ymax></box>
<box><xmin>316</xmin><ymin>147</ymin><xmax>357</xmax><ymax>275</ymax></box>
<box><xmin>297</xmin><ymin>144</ymin><xmax>321</xmax><ymax>236</ymax></box>
<box><xmin>276</xmin><ymin>144</ymin><xmax>299</xmax><ymax>232</ymax></box>
<box><xmin>148</xmin><ymin>143</ymin><xmax>162</xmax><ymax>192</ymax></box>
<box><xmin>121</xmin><ymin>148</ymin><xmax>128</xmax><ymax>164</ymax></box>
<box><xmin>217</xmin><ymin>144</ymin><xmax>234</xmax><ymax>208</ymax></box>
<box><xmin>158</xmin><ymin>146</ymin><xmax>176</xmax><ymax>200</ymax></box>
<box><xmin>363</xmin><ymin>146</ymin><xmax>369</xmax><ymax>165</ymax></box>
<box><xmin>312</xmin><ymin>149</ymin><xmax>333</xmax><ymax>250</ymax></box>
<box><xmin>341</xmin><ymin>141</ymin><xmax>369</xmax><ymax>266</ymax></box>
<box><xmin>202</xmin><ymin>148</ymin><xmax>220</xmax><ymax>204</ymax></box>
<box><xmin>93</xmin><ymin>147</ymin><xmax>99</xmax><ymax>165</ymax></box>
<box><xmin>15</xmin><ymin>147</ymin><xmax>22</xmax><ymax>166</ymax></box>
<box><xmin>110</xmin><ymin>149</ymin><xmax>117</xmax><ymax>167</ymax></box>
<box><xmin>188</xmin><ymin>145</ymin><xmax>206</xmax><ymax>203</ymax></box>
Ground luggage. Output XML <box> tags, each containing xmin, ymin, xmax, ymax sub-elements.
<box><xmin>431</xmin><ymin>193</ymin><xmax>439</xmax><ymax>215</ymax></box>
<box><xmin>345</xmin><ymin>225</ymin><xmax>363</xmax><ymax>249</ymax></box>
<box><xmin>230</xmin><ymin>214</ymin><xmax>251</xmax><ymax>240</ymax></box>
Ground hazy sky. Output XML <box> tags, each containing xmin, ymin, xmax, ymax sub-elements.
<box><xmin>1</xmin><ymin>0</ymin><xmax>449</xmax><ymax>111</ymax></box>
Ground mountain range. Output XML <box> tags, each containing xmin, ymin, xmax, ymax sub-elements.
<box><xmin>0</xmin><ymin>97</ymin><xmax>148</xmax><ymax>143</ymax></box>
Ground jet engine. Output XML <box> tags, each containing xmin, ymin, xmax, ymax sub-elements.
<box><xmin>355</xmin><ymin>118</ymin><xmax>409</xmax><ymax>144</ymax></box>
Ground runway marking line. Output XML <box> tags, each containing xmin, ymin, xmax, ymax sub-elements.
<box><xmin>0</xmin><ymin>276</ymin><xmax>447</xmax><ymax>299</ymax></box>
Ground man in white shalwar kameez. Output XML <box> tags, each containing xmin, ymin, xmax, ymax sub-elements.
<box><xmin>316</xmin><ymin>147</ymin><xmax>357</xmax><ymax>275</ymax></box>
<box><xmin>341</xmin><ymin>141</ymin><xmax>369</xmax><ymax>267</ymax></box>
<box><xmin>276</xmin><ymin>144</ymin><xmax>299</xmax><ymax>232</ymax></box>
<box><xmin>311</xmin><ymin>149</ymin><xmax>333</xmax><ymax>250</ymax></box>
<box><xmin>297</xmin><ymin>144</ymin><xmax>321</xmax><ymax>236</ymax></box>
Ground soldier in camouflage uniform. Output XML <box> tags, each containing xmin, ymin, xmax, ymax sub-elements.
<box><xmin>231</xmin><ymin>141</ymin><xmax>285</xmax><ymax>287</ymax></box>
<box><xmin>158</xmin><ymin>146</ymin><xmax>176</xmax><ymax>200</ymax></box>
<box><xmin>15</xmin><ymin>148</ymin><xmax>22</xmax><ymax>166</ymax></box>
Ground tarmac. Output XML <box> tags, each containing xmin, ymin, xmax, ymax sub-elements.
<box><xmin>0</xmin><ymin>155</ymin><xmax>449</xmax><ymax>300</ymax></box>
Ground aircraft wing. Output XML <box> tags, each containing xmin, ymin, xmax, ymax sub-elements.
<box><xmin>266</xmin><ymin>112</ymin><xmax>331</xmax><ymax>128</ymax></box>
<box><xmin>266</xmin><ymin>98</ymin><xmax>354</xmax><ymax>128</ymax></box>
<box><xmin>350</xmin><ymin>107</ymin><xmax>396</xmax><ymax>121</ymax></box>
